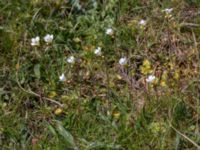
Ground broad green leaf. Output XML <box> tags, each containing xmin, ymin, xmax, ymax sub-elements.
<box><xmin>55</xmin><ymin>121</ymin><xmax>77</xmax><ymax>149</ymax></box>
<box><xmin>174</xmin><ymin>134</ymin><xmax>180</xmax><ymax>150</ymax></box>
<box><xmin>34</xmin><ymin>64</ymin><xmax>40</xmax><ymax>78</ymax></box>
<box><xmin>48</xmin><ymin>124</ymin><xmax>57</xmax><ymax>137</ymax></box>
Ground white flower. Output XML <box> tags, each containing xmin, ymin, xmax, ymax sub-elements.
<box><xmin>146</xmin><ymin>75</ymin><xmax>156</xmax><ymax>83</ymax></box>
<box><xmin>94</xmin><ymin>47</ymin><xmax>102</xmax><ymax>56</ymax></box>
<box><xmin>162</xmin><ymin>8</ymin><xmax>173</xmax><ymax>14</ymax></box>
<box><xmin>31</xmin><ymin>36</ymin><xmax>40</xmax><ymax>46</ymax></box>
<box><xmin>67</xmin><ymin>56</ymin><xmax>75</xmax><ymax>64</ymax></box>
<box><xmin>139</xmin><ymin>19</ymin><xmax>147</xmax><ymax>26</ymax></box>
<box><xmin>106</xmin><ymin>28</ymin><xmax>114</xmax><ymax>35</ymax></box>
<box><xmin>119</xmin><ymin>57</ymin><xmax>127</xmax><ymax>66</ymax></box>
<box><xmin>59</xmin><ymin>73</ymin><xmax>66</xmax><ymax>82</ymax></box>
<box><xmin>44</xmin><ymin>34</ymin><xmax>53</xmax><ymax>43</ymax></box>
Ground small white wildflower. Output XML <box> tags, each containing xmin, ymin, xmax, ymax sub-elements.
<box><xmin>94</xmin><ymin>47</ymin><xmax>102</xmax><ymax>56</ymax></box>
<box><xmin>44</xmin><ymin>34</ymin><xmax>53</xmax><ymax>43</ymax></box>
<box><xmin>59</xmin><ymin>73</ymin><xmax>66</xmax><ymax>82</ymax></box>
<box><xmin>119</xmin><ymin>57</ymin><xmax>127</xmax><ymax>66</ymax></box>
<box><xmin>146</xmin><ymin>75</ymin><xmax>156</xmax><ymax>83</ymax></box>
<box><xmin>31</xmin><ymin>36</ymin><xmax>40</xmax><ymax>46</ymax></box>
<box><xmin>139</xmin><ymin>19</ymin><xmax>147</xmax><ymax>26</ymax></box>
<box><xmin>67</xmin><ymin>56</ymin><xmax>75</xmax><ymax>64</ymax></box>
<box><xmin>162</xmin><ymin>8</ymin><xmax>173</xmax><ymax>14</ymax></box>
<box><xmin>106</xmin><ymin>28</ymin><xmax>114</xmax><ymax>35</ymax></box>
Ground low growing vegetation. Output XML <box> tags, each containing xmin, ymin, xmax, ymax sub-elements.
<box><xmin>0</xmin><ymin>0</ymin><xmax>200</xmax><ymax>149</ymax></box>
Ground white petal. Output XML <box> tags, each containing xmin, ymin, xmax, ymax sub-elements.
<box><xmin>119</xmin><ymin>57</ymin><xmax>127</xmax><ymax>65</ymax></box>
<box><xmin>67</xmin><ymin>56</ymin><xmax>75</xmax><ymax>64</ymax></box>
<box><xmin>59</xmin><ymin>73</ymin><xmax>66</xmax><ymax>81</ymax></box>
<box><xmin>146</xmin><ymin>75</ymin><xmax>156</xmax><ymax>83</ymax></box>
<box><xmin>106</xmin><ymin>28</ymin><xmax>113</xmax><ymax>35</ymax></box>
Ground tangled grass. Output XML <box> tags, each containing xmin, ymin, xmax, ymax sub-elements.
<box><xmin>0</xmin><ymin>0</ymin><xmax>200</xmax><ymax>149</ymax></box>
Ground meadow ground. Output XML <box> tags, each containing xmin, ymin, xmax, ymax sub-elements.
<box><xmin>0</xmin><ymin>0</ymin><xmax>200</xmax><ymax>149</ymax></box>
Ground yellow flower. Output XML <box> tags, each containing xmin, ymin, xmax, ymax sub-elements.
<box><xmin>140</xmin><ymin>67</ymin><xmax>152</xmax><ymax>75</ymax></box>
<box><xmin>168</xmin><ymin>62</ymin><xmax>175</xmax><ymax>70</ymax></box>
<box><xmin>113</xmin><ymin>111</ymin><xmax>120</xmax><ymax>119</ymax></box>
<box><xmin>116</xmin><ymin>74</ymin><xmax>122</xmax><ymax>80</ymax></box>
<box><xmin>140</xmin><ymin>59</ymin><xmax>152</xmax><ymax>75</ymax></box>
<box><xmin>160</xmin><ymin>80</ymin><xmax>167</xmax><ymax>87</ymax></box>
<box><xmin>48</xmin><ymin>91</ymin><xmax>57</xmax><ymax>99</ymax></box>
<box><xmin>160</xmin><ymin>71</ymin><xmax>168</xmax><ymax>87</ymax></box>
<box><xmin>174</xmin><ymin>71</ymin><xmax>180</xmax><ymax>80</ymax></box>
<box><xmin>143</xmin><ymin>59</ymin><xmax>151</xmax><ymax>67</ymax></box>
<box><xmin>54</xmin><ymin>108</ymin><xmax>63</xmax><ymax>115</ymax></box>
